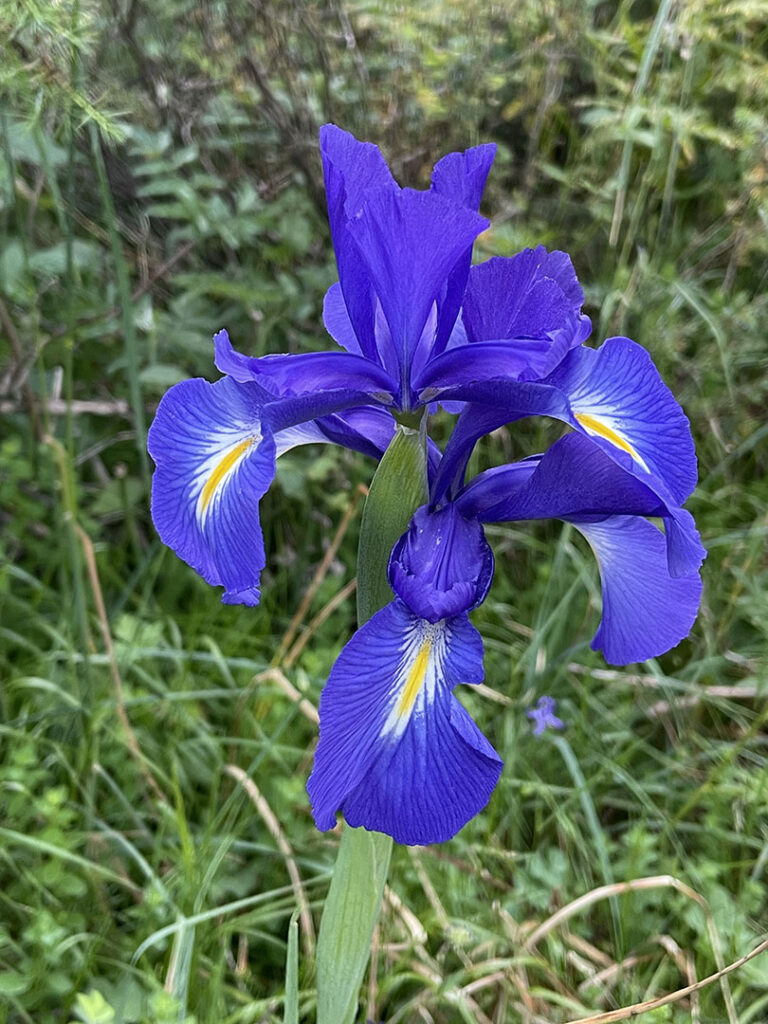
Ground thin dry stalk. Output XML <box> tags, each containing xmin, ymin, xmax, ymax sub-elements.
<box><xmin>224</xmin><ymin>763</ymin><xmax>315</xmax><ymax>959</ymax></box>
<box><xmin>652</xmin><ymin>934</ymin><xmax>698</xmax><ymax>1024</ymax></box>
<box><xmin>565</xmin><ymin>931</ymin><xmax>615</xmax><ymax>971</ymax></box>
<box><xmin>0</xmin><ymin>398</ymin><xmax>131</xmax><ymax>416</ymax></box>
<box><xmin>272</xmin><ymin>483</ymin><xmax>367</xmax><ymax>665</ymax></box>
<box><xmin>475</xmin><ymin>683</ymin><xmax>514</xmax><ymax>706</ymax></box>
<box><xmin>75</xmin><ymin>523</ymin><xmax>167</xmax><ymax>805</ymax></box>
<box><xmin>253</xmin><ymin>666</ymin><xmax>319</xmax><ymax>724</ymax></box>
<box><xmin>646</xmin><ymin>685</ymin><xmax>764</xmax><ymax>717</ymax></box>
<box><xmin>563</xmin><ymin>936</ymin><xmax>768</xmax><ymax>1024</ymax></box>
<box><xmin>384</xmin><ymin>886</ymin><xmax>428</xmax><ymax>945</ymax></box>
<box><xmin>522</xmin><ymin>875</ymin><xmax>735</xmax><ymax>1022</ymax></box>
<box><xmin>577</xmin><ymin>953</ymin><xmax>652</xmax><ymax>994</ymax></box>
<box><xmin>283</xmin><ymin>576</ymin><xmax>357</xmax><ymax>668</ymax></box>
<box><xmin>495</xmin><ymin>904</ymin><xmax>538</xmax><ymax>1016</ymax></box>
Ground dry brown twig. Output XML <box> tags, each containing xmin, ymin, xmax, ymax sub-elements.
<box><xmin>562</xmin><ymin>936</ymin><xmax>768</xmax><ymax>1024</ymax></box>
<box><xmin>272</xmin><ymin>482</ymin><xmax>367</xmax><ymax>666</ymax></box>
<box><xmin>75</xmin><ymin>522</ymin><xmax>167</xmax><ymax>805</ymax></box>
<box><xmin>523</xmin><ymin>874</ymin><xmax>741</xmax><ymax>1024</ymax></box>
<box><xmin>283</xmin><ymin>576</ymin><xmax>357</xmax><ymax>669</ymax></box>
<box><xmin>224</xmin><ymin>764</ymin><xmax>315</xmax><ymax>959</ymax></box>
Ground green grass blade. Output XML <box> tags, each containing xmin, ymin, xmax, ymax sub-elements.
<box><xmin>284</xmin><ymin>909</ymin><xmax>300</xmax><ymax>1024</ymax></box>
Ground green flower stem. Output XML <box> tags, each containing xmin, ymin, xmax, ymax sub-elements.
<box><xmin>315</xmin><ymin>417</ymin><xmax>429</xmax><ymax>1024</ymax></box>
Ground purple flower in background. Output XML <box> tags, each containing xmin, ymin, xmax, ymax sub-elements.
<box><xmin>527</xmin><ymin>697</ymin><xmax>564</xmax><ymax>736</ymax></box>
<box><xmin>148</xmin><ymin>125</ymin><xmax>589</xmax><ymax>605</ymax></box>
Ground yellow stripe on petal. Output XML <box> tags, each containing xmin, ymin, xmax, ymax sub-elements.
<box><xmin>396</xmin><ymin>637</ymin><xmax>433</xmax><ymax>719</ymax></box>
<box><xmin>197</xmin><ymin>437</ymin><xmax>255</xmax><ymax>523</ymax></box>
<box><xmin>574</xmin><ymin>412</ymin><xmax>650</xmax><ymax>472</ymax></box>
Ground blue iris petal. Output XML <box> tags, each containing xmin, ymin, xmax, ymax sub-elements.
<box><xmin>429</xmin><ymin>143</ymin><xmax>497</xmax><ymax>354</ymax></box>
<box><xmin>461</xmin><ymin>249</ymin><xmax>589</xmax><ymax>351</ymax></box>
<box><xmin>547</xmin><ymin>336</ymin><xmax>698</xmax><ymax>504</ymax></box>
<box><xmin>458</xmin><ymin>433</ymin><xmax>668</xmax><ymax>523</ymax></box>
<box><xmin>308</xmin><ymin>600</ymin><xmax>502</xmax><ymax>846</ymax></box>
<box><xmin>213</xmin><ymin>328</ymin><xmax>396</xmax><ymax>406</ymax></box>
<box><xmin>388</xmin><ymin>503</ymin><xmax>494</xmax><ymax>622</ymax></box>
<box><xmin>574</xmin><ymin>515</ymin><xmax>703</xmax><ymax>664</ymax></box>
<box><xmin>430</xmin><ymin>386</ymin><xmax>570</xmax><ymax>503</ymax></box>
<box><xmin>322</xmin><ymin>281</ymin><xmax>362</xmax><ymax>356</ymax></box>
<box><xmin>430</xmin><ymin>143</ymin><xmax>497</xmax><ymax>210</ymax></box>
<box><xmin>430</xmin><ymin>334</ymin><xmax>699</xmax><ymax>537</ymax></box>
<box><xmin>348</xmin><ymin>187</ymin><xmax>489</xmax><ymax>399</ymax></box>
<box><xmin>148</xmin><ymin>376</ymin><xmax>276</xmax><ymax>605</ymax></box>
<box><xmin>664</xmin><ymin>506</ymin><xmax>707</xmax><ymax>577</ymax></box>
<box><xmin>416</xmin><ymin>248</ymin><xmax>592</xmax><ymax>404</ymax></box>
<box><xmin>319</xmin><ymin>126</ymin><xmax>500</xmax><ymax>394</ymax></box>
<box><xmin>320</xmin><ymin>124</ymin><xmax>398</xmax><ymax>365</ymax></box>
<box><xmin>454</xmin><ymin>433</ymin><xmax>704</xmax><ymax>660</ymax></box>
<box><xmin>148</xmin><ymin>374</ymin><xmax>408</xmax><ymax>605</ymax></box>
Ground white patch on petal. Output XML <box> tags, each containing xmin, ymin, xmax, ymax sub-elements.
<box><xmin>380</xmin><ymin>619</ymin><xmax>447</xmax><ymax>740</ymax></box>
<box><xmin>193</xmin><ymin>426</ymin><xmax>262</xmax><ymax>528</ymax></box>
<box><xmin>572</xmin><ymin>406</ymin><xmax>650</xmax><ymax>473</ymax></box>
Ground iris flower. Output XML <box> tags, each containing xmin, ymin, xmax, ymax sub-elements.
<box><xmin>147</xmin><ymin>124</ymin><xmax>704</xmax><ymax>847</ymax></box>
<box><xmin>308</xmin><ymin>357</ymin><xmax>706</xmax><ymax>845</ymax></box>
<box><xmin>147</xmin><ymin>125</ymin><xmax>590</xmax><ymax>604</ymax></box>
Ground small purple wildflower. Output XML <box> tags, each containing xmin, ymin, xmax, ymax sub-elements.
<box><xmin>527</xmin><ymin>696</ymin><xmax>564</xmax><ymax>736</ymax></box>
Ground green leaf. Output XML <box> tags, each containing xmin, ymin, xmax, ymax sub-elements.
<box><xmin>138</xmin><ymin>363</ymin><xmax>188</xmax><ymax>390</ymax></box>
<box><xmin>315</xmin><ymin>419</ymin><xmax>428</xmax><ymax>1024</ymax></box>
<box><xmin>72</xmin><ymin>990</ymin><xmax>116</xmax><ymax>1024</ymax></box>
<box><xmin>315</xmin><ymin>827</ymin><xmax>393</xmax><ymax>1024</ymax></box>
<box><xmin>356</xmin><ymin>417</ymin><xmax>429</xmax><ymax>625</ymax></box>
<box><xmin>0</xmin><ymin>972</ymin><xmax>29</xmax><ymax>996</ymax></box>
<box><xmin>283</xmin><ymin>909</ymin><xmax>299</xmax><ymax>1024</ymax></box>
<box><xmin>28</xmin><ymin>241</ymin><xmax>102</xmax><ymax>278</ymax></box>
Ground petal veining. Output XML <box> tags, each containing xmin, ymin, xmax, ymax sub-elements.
<box><xmin>573</xmin><ymin>410</ymin><xmax>650</xmax><ymax>471</ymax></box>
<box><xmin>308</xmin><ymin>601</ymin><xmax>502</xmax><ymax>845</ymax></box>
<box><xmin>381</xmin><ymin>621</ymin><xmax>441</xmax><ymax>739</ymax></box>
<box><xmin>550</xmin><ymin>337</ymin><xmax>697</xmax><ymax>502</ymax></box>
<box><xmin>196</xmin><ymin>433</ymin><xmax>260</xmax><ymax>526</ymax></box>
<box><xmin>148</xmin><ymin>376</ymin><xmax>276</xmax><ymax>604</ymax></box>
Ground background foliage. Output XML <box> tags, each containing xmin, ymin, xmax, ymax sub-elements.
<box><xmin>1</xmin><ymin>0</ymin><xmax>767</xmax><ymax>1021</ymax></box>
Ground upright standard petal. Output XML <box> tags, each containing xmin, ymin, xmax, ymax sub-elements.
<box><xmin>308</xmin><ymin>601</ymin><xmax>502</xmax><ymax>846</ymax></box>
<box><xmin>574</xmin><ymin>515</ymin><xmax>703</xmax><ymax>664</ymax></box>
<box><xmin>322</xmin><ymin>281</ymin><xmax>362</xmax><ymax>356</ymax></box>
<box><xmin>461</xmin><ymin>250</ymin><xmax>586</xmax><ymax>350</ymax></box>
<box><xmin>430</xmin><ymin>143</ymin><xmax>497</xmax><ymax>353</ymax></box>
<box><xmin>349</xmin><ymin>187</ymin><xmax>488</xmax><ymax>397</ymax></box>
<box><xmin>430</xmin><ymin>143</ymin><xmax>497</xmax><ymax>211</ymax></box>
<box><xmin>148</xmin><ymin>376</ymin><xmax>276</xmax><ymax>605</ymax></box>
<box><xmin>320</xmin><ymin>124</ymin><xmax>397</xmax><ymax>224</ymax></box>
<box><xmin>320</xmin><ymin>124</ymin><xmax>398</xmax><ymax>364</ymax></box>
